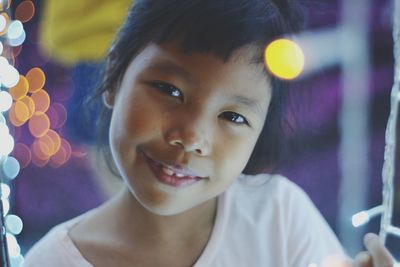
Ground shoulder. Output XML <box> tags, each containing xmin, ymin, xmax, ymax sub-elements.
<box><xmin>23</xmin><ymin>213</ymin><xmax>93</xmax><ymax>267</ymax></box>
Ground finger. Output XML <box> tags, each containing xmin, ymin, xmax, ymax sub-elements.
<box><xmin>363</xmin><ymin>233</ymin><xmax>394</xmax><ymax>267</ymax></box>
<box><xmin>354</xmin><ymin>251</ymin><xmax>373</xmax><ymax>267</ymax></box>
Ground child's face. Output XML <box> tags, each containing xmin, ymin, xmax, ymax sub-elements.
<box><xmin>106</xmin><ymin>42</ymin><xmax>271</xmax><ymax>215</ymax></box>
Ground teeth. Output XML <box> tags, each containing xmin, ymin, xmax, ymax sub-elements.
<box><xmin>175</xmin><ymin>173</ymin><xmax>185</xmax><ymax>177</ymax></box>
<box><xmin>162</xmin><ymin>166</ymin><xmax>174</xmax><ymax>176</ymax></box>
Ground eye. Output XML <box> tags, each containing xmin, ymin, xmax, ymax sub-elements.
<box><xmin>151</xmin><ymin>81</ymin><xmax>183</xmax><ymax>101</ymax></box>
<box><xmin>219</xmin><ymin>111</ymin><xmax>250</xmax><ymax>126</ymax></box>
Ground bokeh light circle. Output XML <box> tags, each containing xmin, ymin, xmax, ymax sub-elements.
<box><xmin>7</xmin><ymin>20</ymin><xmax>23</xmax><ymax>40</ymax></box>
<box><xmin>5</xmin><ymin>214</ymin><xmax>23</xmax><ymax>235</ymax></box>
<box><xmin>2</xmin><ymin>156</ymin><xmax>20</xmax><ymax>179</ymax></box>
<box><xmin>0</xmin><ymin>133</ymin><xmax>14</xmax><ymax>156</ymax></box>
<box><xmin>20</xmin><ymin>95</ymin><xmax>34</xmax><ymax>118</ymax></box>
<box><xmin>26</xmin><ymin>67</ymin><xmax>45</xmax><ymax>93</ymax></box>
<box><xmin>0</xmin><ymin>183</ymin><xmax>10</xmax><ymax>198</ymax></box>
<box><xmin>264</xmin><ymin>38</ymin><xmax>305</xmax><ymax>80</ymax></box>
<box><xmin>12</xmin><ymin>143</ymin><xmax>30</xmax><ymax>168</ymax></box>
<box><xmin>28</xmin><ymin>113</ymin><xmax>50</xmax><ymax>137</ymax></box>
<box><xmin>10</xmin><ymin>75</ymin><xmax>28</xmax><ymax>101</ymax></box>
<box><xmin>0</xmin><ymin>90</ymin><xmax>12</xmax><ymax>112</ymax></box>
<box><xmin>31</xmin><ymin>89</ymin><xmax>50</xmax><ymax>113</ymax></box>
<box><xmin>15</xmin><ymin>0</ymin><xmax>35</xmax><ymax>23</ymax></box>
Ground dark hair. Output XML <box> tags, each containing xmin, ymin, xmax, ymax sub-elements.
<box><xmin>91</xmin><ymin>0</ymin><xmax>305</xmax><ymax>176</ymax></box>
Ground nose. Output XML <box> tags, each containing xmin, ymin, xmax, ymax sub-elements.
<box><xmin>163</xmin><ymin>120</ymin><xmax>211</xmax><ymax>156</ymax></box>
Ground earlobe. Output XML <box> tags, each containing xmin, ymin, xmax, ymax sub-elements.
<box><xmin>102</xmin><ymin>90</ymin><xmax>115</xmax><ymax>109</ymax></box>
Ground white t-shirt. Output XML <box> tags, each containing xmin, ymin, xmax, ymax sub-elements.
<box><xmin>23</xmin><ymin>174</ymin><xmax>346</xmax><ymax>267</ymax></box>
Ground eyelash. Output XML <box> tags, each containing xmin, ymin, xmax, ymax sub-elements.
<box><xmin>151</xmin><ymin>81</ymin><xmax>183</xmax><ymax>101</ymax></box>
<box><xmin>219</xmin><ymin>111</ymin><xmax>250</xmax><ymax>126</ymax></box>
<box><xmin>150</xmin><ymin>81</ymin><xmax>250</xmax><ymax>126</ymax></box>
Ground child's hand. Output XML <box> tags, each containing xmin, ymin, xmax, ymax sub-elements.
<box><xmin>352</xmin><ymin>233</ymin><xmax>395</xmax><ymax>267</ymax></box>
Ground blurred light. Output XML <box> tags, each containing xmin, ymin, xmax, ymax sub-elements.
<box><xmin>351</xmin><ymin>205</ymin><xmax>383</xmax><ymax>228</ymax></box>
<box><xmin>2</xmin><ymin>156</ymin><xmax>20</xmax><ymax>179</ymax></box>
<box><xmin>30</xmin><ymin>146</ymin><xmax>49</xmax><ymax>167</ymax></box>
<box><xmin>49</xmin><ymin>103</ymin><xmax>68</xmax><ymax>129</ymax></box>
<box><xmin>11</xmin><ymin>143</ymin><xmax>31</xmax><ymax>168</ymax></box>
<box><xmin>28</xmin><ymin>113</ymin><xmax>50</xmax><ymax>137</ymax></box>
<box><xmin>46</xmin><ymin>130</ymin><xmax>61</xmax><ymax>154</ymax></box>
<box><xmin>32</xmin><ymin>139</ymin><xmax>50</xmax><ymax>161</ymax></box>
<box><xmin>0</xmin><ymin>41</ymin><xmax>3</xmax><ymax>54</ymax></box>
<box><xmin>0</xmin><ymin>133</ymin><xmax>14</xmax><ymax>156</ymax></box>
<box><xmin>0</xmin><ymin>64</ymin><xmax>20</xmax><ymax>88</ymax></box>
<box><xmin>7</xmin><ymin>20</ymin><xmax>23</xmax><ymax>40</ymax></box>
<box><xmin>26</xmin><ymin>67</ymin><xmax>45</xmax><ymax>93</ymax></box>
<box><xmin>5</xmin><ymin>214</ymin><xmax>23</xmax><ymax>235</ymax></box>
<box><xmin>0</xmin><ymin>12</ymin><xmax>9</xmax><ymax>35</ymax></box>
<box><xmin>0</xmin><ymin>13</ymin><xmax>6</xmax><ymax>32</ymax></box>
<box><xmin>10</xmin><ymin>75</ymin><xmax>28</xmax><ymax>101</ymax></box>
<box><xmin>6</xmin><ymin>233</ymin><xmax>20</xmax><ymax>257</ymax></box>
<box><xmin>8</xmin><ymin>104</ymin><xmax>25</xmax><ymax>127</ymax></box>
<box><xmin>0</xmin><ymin>0</ymin><xmax>11</xmax><ymax>12</ymax></box>
<box><xmin>10</xmin><ymin>254</ymin><xmax>24</xmax><ymax>267</ymax></box>
<box><xmin>0</xmin><ymin>90</ymin><xmax>12</xmax><ymax>111</ymax></box>
<box><xmin>15</xmin><ymin>0</ymin><xmax>35</xmax><ymax>23</ymax></box>
<box><xmin>0</xmin><ymin>112</ymin><xmax>5</xmax><ymax>123</ymax></box>
<box><xmin>352</xmin><ymin>211</ymin><xmax>369</xmax><ymax>227</ymax></box>
<box><xmin>8</xmin><ymin>30</ymin><xmax>25</xmax><ymax>47</ymax></box>
<box><xmin>0</xmin><ymin>120</ymin><xmax>8</xmax><ymax>135</ymax></box>
<box><xmin>264</xmin><ymin>38</ymin><xmax>304</xmax><ymax>80</ymax></box>
<box><xmin>2</xmin><ymin>197</ymin><xmax>9</xmax><ymax>215</ymax></box>
<box><xmin>0</xmin><ymin>183</ymin><xmax>10</xmax><ymax>198</ymax></box>
<box><xmin>14</xmin><ymin>100</ymin><xmax>29</xmax><ymax>123</ymax></box>
<box><xmin>20</xmin><ymin>95</ymin><xmax>35</xmax><ymax>118</ymax></box>
<box><xmin>31</xmin><ymin>89</ymin><xmax>50</xmax><ymax>113</ymax></box>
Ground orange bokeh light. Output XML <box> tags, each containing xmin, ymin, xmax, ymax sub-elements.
<box><xmin>9</xmin><ymin>75</ymin><xmax>28</xmax><ymax>101</ymax></box>
<box><xmin>8</xmin><ymin>103</ymin><xmax>25</xmax><ymax>127</ymax></box>
<box><xmin>12</xmin><ymin>143</ymin><xmax>31</xmax><ymax>168</ymax></box>
<box><xmin>14</xmin><ymin>100</ymin><xmax>29</xmax><ymax>122</ymax></box>
<box><xmin>26</xmin><ymin>67</ymin><xmax>46</xmax><ymax>93</ymax></box>
<box><xmin>31</xmin><ymin>89</ymin><xmax>50</xmax><ymax>113</ymax></box>
<box><xmin>28</xmin><ymin>112</ymin><xmax>50</xmax><ymax>137</ymax></box>
<box><xmin>20</xmin><ymin>95</ymin><xmax>35</xmax><ymax>118</ymax></box>
<box><xmin>49</xmin><ymin>138</ymin><xmax>72</xmax><ymax>168</ymax></box>
<box><xmin>46</xmin><ymin>129</ymin><xmax>61</xmax><ymax>155</ymax></box>
<box><xmin>15</xmin><ymin>0</ymin><xmax>35</xmax><ymax>23</ymax></box>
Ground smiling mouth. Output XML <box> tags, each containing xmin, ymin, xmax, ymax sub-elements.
<box><xmin>141</xmin><ymin>151</ymin><xmax>204</xmax><ymax>187</ymax></box>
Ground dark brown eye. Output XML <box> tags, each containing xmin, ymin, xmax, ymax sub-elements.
<box><xmin>219</xmin><ymin>111</ymin><xmax>249</xmax><ymax>126</ymax></box>
<box><xmin>153</xmin><ymin>82</ymin><xmax>183</xmax><ymax>101</ymax></box>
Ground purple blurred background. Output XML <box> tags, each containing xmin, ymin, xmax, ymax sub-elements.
<box><xmin>6</xmin><ymin>0</ymin><xmax>399</xmax><ymax>259</ymax></box>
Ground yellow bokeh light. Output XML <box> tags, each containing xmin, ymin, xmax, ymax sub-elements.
<box><xmin>264</xmin><ymin>38</ymin><xmax>304</xmax><ymax>80</ymax></box>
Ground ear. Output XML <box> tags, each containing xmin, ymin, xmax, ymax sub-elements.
<box><xmin>102</xmin><ymin>90</ymin><xmax>115</xmax><ymax>109</ymax></box>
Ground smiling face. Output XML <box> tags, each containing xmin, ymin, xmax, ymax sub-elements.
<box><xmin>106</xmin><ymin>42</ymin><xmax>271</xmax><ymax>215</ymax></box>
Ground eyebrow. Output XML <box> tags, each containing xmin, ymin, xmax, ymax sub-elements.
<box><xmin>146</xmin><ymin>60</ymin><xmax>195</xmax><ymax>85</ymax></box>
<box><xmin>230</xmin><ymin>94</ymin><xmax>265</xmax><ymax>117</ymax></box>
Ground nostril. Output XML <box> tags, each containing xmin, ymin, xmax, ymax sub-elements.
<box><xmin>195</xmin><ymin>148</ymin><xmax>202</xmax><ymax>155</ymax></box>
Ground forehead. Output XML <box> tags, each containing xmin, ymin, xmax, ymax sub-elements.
<box><xmin>126</xmin><ymin>42</ymin><xmax>271</xmax><ymax>108</ymax></box>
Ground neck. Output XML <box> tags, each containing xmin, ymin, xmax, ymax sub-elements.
<box><xmin>107</xmin><ymin>188</ymin><xmax>218</xmax><ymax>247</ymax></box>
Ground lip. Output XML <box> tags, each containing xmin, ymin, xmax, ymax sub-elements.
<box><xmin>140</xmin><ymin>150</ymin><xmax>203</xmax><ymax>187</ymax></box>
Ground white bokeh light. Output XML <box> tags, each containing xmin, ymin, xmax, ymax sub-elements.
<box><xmin>6</xmin><ymin>233</ymin><xmax>20</xmax><ymax>257</ymax></box>
<box><xmin>0</xmin><ymin>15</ymin><xmax>6</xmax><ymax>32</ymax></box>
<box><xmin>5</xmin><ymin>214</ymin><xmax>23</xmax><ymax>235</ymax></box>
<box><xmin>2</xmin><ymin>197</ymin><xmax>10</xmax><ymax>215</ymax></box>
<box><xmin>7</xmin><ymin>20</ymin><xmax>24</xmax><ymax>40</ymax></box>
<box><xmin>0</xmin><ymin>183</ymin><xmax>10</xmax><ymax>199</ymax></box>
<box><xmin>1</xmin><ymin>64</ymin><xmax>20</xmax><ymax>88</ymax></box>
<box><xmin>0</xmin><ymin>90</ymin><xmax>12</xmax><ymax>112</ymax></box>
<box><xmin>0</xmin><ymin>41</ymin><xmax>3</xmax><ymax>55</ymax></box>
<box><xmin>0</xmin><ymin>133</ymin><xmax>14</xmax><ymax>156</ymax></box>
<box><xmin>8</xmin><ymin>30</ymin><xmax>25</xmax><ymax>47</ymax></box>
<box><xmin>2</xmin><ymin>156</ymin><xmax>20</xmax><ymax>180</ymax></box>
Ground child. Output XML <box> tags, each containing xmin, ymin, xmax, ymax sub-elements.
<box><xmin>24</xmin><ymin>0</ymin><xmax>394</xmax><ymax>266</ymax></box>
